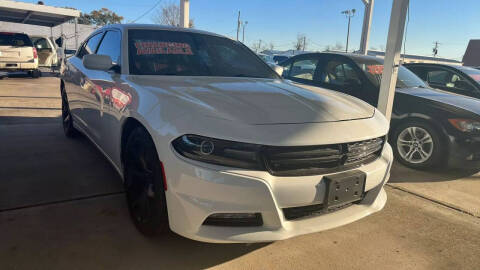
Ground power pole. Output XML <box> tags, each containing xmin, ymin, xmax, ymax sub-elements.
<box><xmin>303</xmin><ymin>36</ymin><xmax>306</xmax><ymax>51</ymax></box>
<box><xmin>342</xmin><ymin>9</ymin><xmax>356</xmax><ymax>53</ymax></box>
<box><xmin>242</xmin><ymin>21</ymin><xmax>248</xmax><ymax>43</ymax></box>
<box><xmin>433</xmin><ymin>41</ymin><xmax>440</xmax><ymax>57</ymax></box>
<box><xmin>236</xmin><ymin>11</ymin><xmax>241</xmax><ymax>41</ymax></box>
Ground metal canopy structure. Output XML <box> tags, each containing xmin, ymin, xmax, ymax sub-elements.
<box><xmin>0</xmin><ymin>0</ymin><xmax>80</xmax><ymax>27</ymax></box>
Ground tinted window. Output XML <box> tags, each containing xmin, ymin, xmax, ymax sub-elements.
<box><xmin>78</xmin><ymin>33</ymin><xmax>103</xmax><ymax>59</ymax></box>
<box><xmin>289</xmin><ymin>59</ymin><xmax>318</xmax><ymax>81</ymax></box>
<box><xmin>351</xmin><ymin>57</ymin><xmax>427</xmax><ymax>88</ymax></box>
<box><xmin>319</xmin><ymin>60</ymin><xmax>361</xmax><ymax>86</ymax></box>
<box><xmin>31</xmin><ymin>37</ymin><xmax>52</xmax><ymax>49</ymax></box>
<box><xmin>128</xmin><ymin>29</ymin><xmax>278</xmax><ymax>78</ymax></box>
<box><xmin>426</xmin><ymin>68</ymin><xmax>475</xmax><ymax>91</ymax></box>
<box><xmin>96</xmin><ymin>31</ymin><xmax>121</xmax><ymax>64</ymax></box>
<box><xmin>0</xmin><ymin>33</ymin><xmax>32</xmax><ymax>47</ymax></box>
<box><xmin>457</xmin><ymin>66</ymin><xmax>480</xmax><ymax>83</ymax></box>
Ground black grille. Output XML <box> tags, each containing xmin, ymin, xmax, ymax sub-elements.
<box><xmin>263</xmin><ymin>137</ymin><xmax>384</xmax><ymax>177</ymax></box>
<box><xmin>283</xmin><ymin>202</ymin><xmax>354</xmax><ymax>221</ymax></box>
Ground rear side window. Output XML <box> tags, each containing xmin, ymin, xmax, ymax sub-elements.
<box><xmin>77</xmin><ymin>33</ymin><xmax>103</xmax><ymax>59</ymax></box>
<box><xmin>0</xmin><ymin>33</ymin><xmax>33</xmax><ymax>47</ymax></box>
<box><xmin>31</xmin><ymin>37</ymin><xmax>52</xmax><ymax>49</ymax></box>
<box><xmin>127</xmin><ymin>29</ymin><xmax>277</xmax><ymax>78</ymax></box>
<box><xmin>290</xmin><ymin>59</ymin><xmax>318</xmax><ymax>81</ymax></box>
<box><xmin>96</xmin><ymin>31</ymin><xmax>121</xmax><ymax>64</ymax></box>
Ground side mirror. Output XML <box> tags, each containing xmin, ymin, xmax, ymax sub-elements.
<box><xmin>268</xmin><ymin>63</ymin><xmax>284</xmax><ymax>76</ymax></box>
<box><xmin>55</xmin><ymin>37</ymin><xmax>63</xmax><ymax>48</ymax></box>
<box><xmin>83</xmin><ymin>54</ymin><xmax>113</xmax><ymax>71</ymax></box>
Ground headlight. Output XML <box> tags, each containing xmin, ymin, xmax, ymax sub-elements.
<box><xmin>448</xmin><ymin>119</ymin><xmax>480</xmax><ymax>132</ymax></box>
<box><xmin>172</xmin><ymin>134</ymin><xmax>265</xmax><ymax>170</ymax></box>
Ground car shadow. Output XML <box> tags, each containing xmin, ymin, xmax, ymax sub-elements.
<box><xmin>3</xmin><ymin>71</ymin><xmax>58</xmax><ymax>78</ymax></box>
<box><xmin>146</xmin><ymin>231</ymin><xmax>270</xmax><ymax>269</ymax></box>
<box><xmin>389</xmin><ymin>161</ymin><xmax>480</xmax><ymax>183</ymax></box>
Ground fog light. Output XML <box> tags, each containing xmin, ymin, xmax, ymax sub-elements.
<box><xmin>203</xmin><ymin>213</ymin><xmax>263</xmax><ymax>227</ymax></box>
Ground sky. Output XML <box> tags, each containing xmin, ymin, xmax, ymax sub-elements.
<box><xmin>31</xmin><ymin>0</ymin><xmax>480</xmax><ymax>60</ymax></box>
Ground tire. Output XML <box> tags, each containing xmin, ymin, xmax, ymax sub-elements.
<box><xmin>392</xmin><ymin>120</ymin><xmax>444</xmax><ymax>169</ymax></box>
<box><xmin>61</xmin><ymin>88</ymin><xmax>79</xmax><ymax>138</ymax></box>
<box><xmin>124</xmin><ymin>127</ymin><xmax>169</xmax><ymax>236</ymax></box>
<box><xmin>31</xmin><ymin>69</ymin><xmax>41</xmax><ymax>78</ymax></box>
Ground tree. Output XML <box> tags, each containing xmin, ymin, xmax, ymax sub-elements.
<box><xmin>152</xmin><ymin>2</ymin><xmax>194</xmax><ymax>28</ymax></box>
<box><xmin>294</xmin><ymin>33</ymin><xmax>307</xmax><ymax>51</ymax></box>
<box><xmin>268</xmin><ymin>42</ymin><xmax>275</xmax><ymax>51</ymax></box>
<box><xmin>324</xmin><ymin>45</ymin><xmax>332</xmax><ymax>52</ymax></box>
<box><xmin>251</xmin><ymin>39</ymin><xmax>265</xmax><ymax>53</ymax></box>
<box><xmin>78</xmin><ymin>8</ymin><xmax>123</xmax><ymax>26</ymax></box>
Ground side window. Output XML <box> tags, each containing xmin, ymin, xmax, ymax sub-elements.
<box><xmin>77</xmin><ymin>33</ymin><xmax>103</xmax><ymax>59</ymax></box>
<box><xmin>427</xmin><ymin>68</ymin><xmax>475</xmax><ymax>92</ymax></box>
<box><xmin>281</xmin><ymin>62</ymin><xmax>292</xmax><ymax>77</ymax></box>
<box><xmin>289</xmin><ymin>59</ymin><xmax>318</xmax><ymax>81</ymax></box>
<box><xmin>96</xmin><ymin>31</ymin><xmax>122</xmax><ymax>64</ymax></box>
<box><xmin>319</xmin><ymin>60</ymin><xmax>361</xmax><ymax>87</ymax></box>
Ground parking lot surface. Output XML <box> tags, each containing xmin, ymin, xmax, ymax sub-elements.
<box><xmin>1</xmin><ymin>76</ymin><xmax>479</xmax><ymax>270</ymax></box>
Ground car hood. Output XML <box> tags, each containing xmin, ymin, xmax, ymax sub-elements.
<box><xmin>128</xmin><ymin>76</ymin><xmax>375</xmax><ymax>125</ymax></box>
<box><xmin>398</xmin><ymin>87</ymin><xmax>480</xmax><ymax>115</ymax></box>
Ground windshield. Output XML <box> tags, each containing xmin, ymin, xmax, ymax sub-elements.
<box><xmin>457</xmin><ymin>66</ymin><xmax>480</xmax><ymax>83</ymax></box>
<box><xmin>352</xmin><ymin>57</ymin><xmax>427</xmax><ymax>89</ymax></box>
<box><xmin>0</xmin><ymin>33</ymin><xmax>33</xmax><ymax>47</ymax></box>
<box><xmin>128</xmin><ymin>29</ymin><xmax>278</xmax><ymax>78</ymax></box>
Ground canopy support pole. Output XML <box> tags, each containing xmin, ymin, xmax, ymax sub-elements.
<box><xmin>378</xmin><ymin>0</ymin><xmax>409</xmax><ymax>121</ymax></box>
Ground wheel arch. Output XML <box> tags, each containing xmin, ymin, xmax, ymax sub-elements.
<box><xmin>120</xmin><ymin>116</ymin><xmax>162</xmax><ymax>171</ymax></box>
<box><xmin>390</xmin><ymin>113</ymin><xmax>448</xmax><ymax>140</ymax></box>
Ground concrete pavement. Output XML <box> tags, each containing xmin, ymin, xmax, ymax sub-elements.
<box><xmin>0</xmin><ymin>76</ymin><xmax>479</xmax><ymax>270</ymax></box>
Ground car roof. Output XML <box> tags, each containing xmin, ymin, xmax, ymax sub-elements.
<box><xmin>403</xmin><ymin>62</ymin><xmax>465</xmax><ymax>69</ymax></box>
<box><xmin>288</xmin><ymin>52</ymin><xmax>383</xmax><ymax>62</ymax></box>
<box><xmin>95</xmin><ymin>24</ymin><xmax>227</xmax><ymax>39</ymax></box>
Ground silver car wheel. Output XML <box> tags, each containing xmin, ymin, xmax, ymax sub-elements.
<box><xmin>397</xmin><ymin>126</ymin><xmax>434</xmax><ymax>164</ymax></box>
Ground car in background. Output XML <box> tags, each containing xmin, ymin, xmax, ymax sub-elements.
<box><xmin>273</xmin><ymin>55</ymin><xmax>289</xmax><ymax>64</ymax></box>
<box><xmin>280</xmin><ymin>52</ymin><xmax>480</xmax><ymax>170</ymax></box>
<box><xmin>61</xmin><ymin>24</ymin><xmax>393</xmax><ymax>243</ymax></box>
<box><xmin>30</xmin><ymin>35</ymin><xmax>59</xmax><ymax>68</ymax></box>
<box><xmin>0</xmin><ymin>32</ymin><xmax>40</xmax><ymax>78</ymax></box>
<box><xmin>404</xmin><ymin>63</ymin><xmax>480</xmax><ymax>99</ymax></box>
<box><xmin>257</xmin><ymin>53</ymin><xmax>275</xmax><ymax>65</ymax></box>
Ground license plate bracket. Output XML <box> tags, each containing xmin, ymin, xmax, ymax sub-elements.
<box><xmin>324</xmin><ymin>170</ymin><xmax>366</xmax><ymax>209</ymax></box>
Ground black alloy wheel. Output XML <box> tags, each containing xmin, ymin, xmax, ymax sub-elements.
<box><xmin>124</xmin><ymin>127</ymin><xmax>169</xmax><ymax>236</ymax></box>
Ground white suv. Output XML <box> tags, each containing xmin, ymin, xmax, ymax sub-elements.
<box><xmin>60</xmin><ymin>24</ymin><xmax>393</xmax><ymax>243</ymax></box>
<box><xmin>0</xmin><ymin>32</ymin><xmax>40</xmax><ymax>77</ymax></box>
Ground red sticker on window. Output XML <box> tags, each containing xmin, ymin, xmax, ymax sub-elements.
<box><xmin>367</xmin><ymin>65</ymin><xmax>384</xmax><ymax>75</ymax></box>
<box><xmin>134</xmin><ymin>41</ymin><xmax>193</xmax><ymax>56</ymax></box>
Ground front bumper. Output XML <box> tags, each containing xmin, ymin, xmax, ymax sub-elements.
<box><xmin>163</xmin><ymin>143</ymin><xmax>393</xmax><ymax>243</ymax></box>
<box><xmin>446</xmin><ymin>135</ymin><xmax>480</xmax><ymax>168</ymax></box>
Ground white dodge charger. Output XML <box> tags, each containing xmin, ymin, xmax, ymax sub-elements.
<box><xmin>60</xmin><ymin>24</ymin><xmax>393</xmax><ymax>243</ymax></box>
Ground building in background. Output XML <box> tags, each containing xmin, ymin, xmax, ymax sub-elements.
<box><xmin>462</xmin><ymin>39</ymin><xmax>480</xmax><ymax>67</ymax></box>
<box><xmin>0</xmin><ymin>21</ymin><xmax>96</xmax><ymax>50</ymax></box>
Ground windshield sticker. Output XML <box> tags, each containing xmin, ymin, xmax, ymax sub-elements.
<box><xmin>367</xmin><ymin>65</ymin><xmax>384</xmax><ymax>75</ymax></box>
<box><xmin>134</xmin><ymin>40</ymin><xmax>193</xmax><ymax>56</ymax></box>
